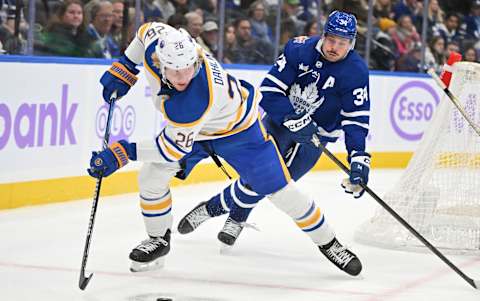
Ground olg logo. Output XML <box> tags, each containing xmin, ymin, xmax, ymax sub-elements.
<box><xmin>96</xmin><ymin>104</ymin><xmax>135</xmax><ymax>141</ymax></box>
<box><xmin>390</xmin><ymin>81</ymin><xmax>440</xmax><ymax>141</ymax></box>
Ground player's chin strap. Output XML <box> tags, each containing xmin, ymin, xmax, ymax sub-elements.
<box><xmin>200</xmin><ymin>142</ymin><xmax>232</xmax><ymax>180</ymax></box>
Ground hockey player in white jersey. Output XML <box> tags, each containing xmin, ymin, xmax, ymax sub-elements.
<box><xmin>178</xmin><ymin>11</ymin><xmax>369</xmax><ymax>276</ymax></box>
<box><xmin>87</xmin><ymin>22</ymin><xmax>361</xmax><ymax>275</ymax></box>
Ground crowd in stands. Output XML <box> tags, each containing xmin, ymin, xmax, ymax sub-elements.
<box><xmin>0</xmin><ymin>0</ymin><xmax>479</xmax><ymax>72</ymax></box>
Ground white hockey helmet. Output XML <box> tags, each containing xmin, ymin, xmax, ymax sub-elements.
<box><xmin>155</xmin><ymin>27</ymin><xmax>199</xmax><ymax>76</ymax></box>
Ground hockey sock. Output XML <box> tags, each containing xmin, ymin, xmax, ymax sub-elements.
<box><xmin>207</xmin><ymin>179</ymin><xmax>263</xmax><ymax>222</ymax></box>
<box><xmin>140</xmin><ymin>189</ymin><xmax>173</xmax><ymax>237</ymax></box>
<box><xmin>269</xmin><ymin>182</ymin><xmax>335</xmax><ymax>245</ymax></box>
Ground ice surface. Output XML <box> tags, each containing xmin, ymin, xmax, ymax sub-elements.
<box><xmin>1</xmin><ymin>170</ymin><xmax>479</xmax><ymax>301</ymax></box>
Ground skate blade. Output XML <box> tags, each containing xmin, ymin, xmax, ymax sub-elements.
<box><xmin>130</xmin><ymin>257</ymin><xmax>166</xmax><ymax>272</ymax></box>
<box><xmin>219</xmin><ymin>242</ymin><xmax>234</xmax><ymax>254</ymax></box>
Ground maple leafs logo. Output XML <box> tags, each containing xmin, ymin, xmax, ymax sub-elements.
<box><xmin>288</xmin><ymin>83</ymin><xmax>323</xmax><ymax>114</ymax></box>
<box><xmin>288</xmin><ymin>84</ymin><xmax>302</xmax><ymax>113</ymax></box>
<box><xmin>276</xmin><ymin>54</ymin><xmax>287</xmax><ymax>72</ymax></box>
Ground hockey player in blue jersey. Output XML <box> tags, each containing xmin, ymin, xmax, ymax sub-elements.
<box><xmin>87</xmin><ymin>22</ymin><xmax>361</xmax><ymax>275</ymax></box>
<box><xmin>178</xmin><ymin>11</ymin><xmax>370</xmax><ymax>276</ymax></box>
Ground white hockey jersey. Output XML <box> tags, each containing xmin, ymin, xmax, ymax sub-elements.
<box><xmin>123</xmin><ymin>22</ymin><xmax>261</xmax><ymax>163</ymax></box>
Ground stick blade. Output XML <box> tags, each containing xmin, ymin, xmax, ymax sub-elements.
<box><xmin>79</xmin><ymin>272</ymin><xmax>93</xmax><ymax>290</ymax></box>
<box><xmin>474</xmin><ymin>279</ymin><xmax>480</xmax><ymax>290</ymax></box>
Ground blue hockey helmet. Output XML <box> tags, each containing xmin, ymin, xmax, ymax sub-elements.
<box><xmin>324</xmin><ymin>11</ymin><xmax>357</xmax><ymax>41</ymax></box>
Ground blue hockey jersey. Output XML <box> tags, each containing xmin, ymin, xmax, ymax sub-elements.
<box><xmin>259</xmin><ymin>36</ymin><xmax>370</xmax><ymax>156</ymax></box>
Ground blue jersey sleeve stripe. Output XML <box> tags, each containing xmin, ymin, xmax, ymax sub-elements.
<box><xmin>237</xmin><ymin>179</ymin><xmax>259</xmax><ymax>196</ymax></box>
<box><xmin>259</xmin><ymin>86</ymin><xmax>287</xmax><ymax>96</ymax></box>
<box><xmin>264</xmin><ymin>74</ymin><xmax>288</xmax><ymax>91</ymax></box>
<box><xmin>342</xmin><ymin>115</ymin><xmax>369</xmax><ymax>124</ymax></box>
<box><xmin>318</xmin><ymin>126</ymin><xmax>343</xmax><ymax>138</ymax></box>
<box><xmin>340</xmin><ymin>110</ymin><xmax>370</xmax><ymax>117</ymax></box>
<box><xmin>341</xmin><ymin>120</ymin><xmax>369</xmax><ymax>129</ymax></box>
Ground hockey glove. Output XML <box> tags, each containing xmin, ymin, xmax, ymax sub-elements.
<box><xmin>88</xmin><ymin>140</ymin><xmax>137</xmax><ymax>178</ymax></box>
<box><xmin>341</xmin><ymin>152</ymin><xmax>371</xmax><ymax>198</ymax></box>
<box><xmin>100</xmin><ymin>55</ymin><xmax>139</xmax><ymax>103</ymax></box>
<box><xmin>283</xmin><ymin>112</ymin><xmax>318</xmax><ymax>146</ymax></box>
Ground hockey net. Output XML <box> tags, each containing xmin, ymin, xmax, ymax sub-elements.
<box><xmin>355</xmin><ymin>62</ymin><xmax>480</xmax><ymax>254</ymax></box>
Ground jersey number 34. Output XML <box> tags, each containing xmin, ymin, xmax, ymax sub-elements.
<box><xmin>353</xmin><ymin>86</ymin><xmax>368</xmax><ymax>106</ymax></box>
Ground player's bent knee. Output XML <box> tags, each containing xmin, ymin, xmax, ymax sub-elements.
<box><xmin>268</xmin><ymin>182</ymin><xmax>312</xmax><ymax>218</ymax></box>
<box><xmin>138</xmin><ymin>162</ymin><xmax>179</xmax><ymax>196</ymax></box>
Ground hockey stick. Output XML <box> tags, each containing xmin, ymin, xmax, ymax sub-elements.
<box><xmin>310</xmin><ymin>135</ymin><xmax>480</xmax><ymax>289</ymax></box>
<box><xmin>79</xmin><ymin>92</ymin><xmax>117</xmax><ymax>290</ymax></box>
<box><xmin>427</xmin><ymin>68</ymin><xmax>480</xmax><ymax>137</ymax></box>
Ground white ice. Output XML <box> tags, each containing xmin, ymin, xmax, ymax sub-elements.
<box><xmin>1</xmin><ymin>170</ymin><xmax>479</xmax><ymax>301</ymax></box>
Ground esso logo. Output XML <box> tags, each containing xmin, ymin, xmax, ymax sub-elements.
<box><xmin>390</xmin><ymin>81</ymin><xmax>440</xmax><ymax>141</ymax></box>
<box><xmin>96</xmin><ymin>104</ymin><xmax>135</xmax><ymax>141</ymax></box>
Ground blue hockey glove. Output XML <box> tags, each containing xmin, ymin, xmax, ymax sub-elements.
<box><xmin>100</xmin><ymin>55</ymin><xmax>139</xmax><ymax>103</ymax></box>
<box><xmin>283</xmin><ymin>112</ymin><xmax>318</xmax><ymax>145</ymax></box>
<box><xmin>88</xmin><ymin>140</ymin><xmax>137</xmax><ymax>178</ymax></box>
<box><xmin>341</xmin><ymin>152</ymin><xmax>371</xmax><ymax>198</ymax></box>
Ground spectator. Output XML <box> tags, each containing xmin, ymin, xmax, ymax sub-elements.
<box><xmin>110</xmin><ymin>0</ymin><xmax>124</xmax><ymax>47</ymax></box>
<box><xmin>167</xmin><ymin>12</ymin><xmax>187</xmax><ymax>29</ymax></box>
<box><xmin>414</xmin><ymin>0</ymin><xmax>444</xmax><ymax>38</ymax></box>
<box><xmin>297</xmin><ymin>0</ymin><xmax>318</xmax><ymax>22</ymax></box>
<box><xmin>198</xmin><ymin>20</ymin><xmax>218</xmax><ymax>56</ymax></box>
<box><xmin>222</xmin><ymin>23</ymin><xmax>236</xmax><ymax>64</ymax></box>
<box><xmin>248</xmin><ymin>0</ymin><xmax>273</xmax><ymax>44</ymax></box>
<box><xmin>390</xmin><ymin>14</ymin><xmax>420</xmax><ymax>57</ymax></box>
<box><xmin>224</xmin><ymin>0</ymin><xmax>243</xmax><ymax>20</ymax></box>
<box><xmin>330</xmin><ymin>0</ymin><xmax>369</xmax><ymax>25</ymax></box>
<box><xmin>370</xmin><ymin>29</ymin><xmax>397</xmax><ymax>71</ymax></box>
<box><xmin>463</xmin><ymin>46</ymin><xmax>478</xmax><ymax>62</ymax></box>
<box><xmin>377</xmin><ymin>16</ymin><xmax>396</xmax><ymax>33</ymax></box>
<box><xmin>185</xmin><ymin>11</ymin><xmax>203</xmax><ymax>39</ymax></box>
<box><xmin>194</xmin><ymin>0</ymin><xmax>217</xmax><ymax>22</ymax></box>
<box><xmin>143</xmin><ymin>0</ymin><xmax>163</xmax><ymax>22</ymax></box>
<box><xmin>281</xmin><ymin>0</ymin><xmax>305</xmax><ymax>36</ymax></box>
<box><xmin>303</xmin><ymin>20</ymin><xmax>318</xmax><ymax>36</ymax></box>
<box><xmin>231</xmin><ymin>17</ymin><xmax>274</xmax><ymax>65</ymax></box>
<box><xmin>424</xmin><ymin>36</ymin><xmax>446</xmax><ymax>74</ymax></box>
<box><xmin>157</xmin><ymin>0</ymin><xmax>175</xmax><ymax>21</ymax></box>
<box><xmin>172</xmin><ymin>0</ymin><xmax>194</xmax><ymax>15</ymax></box>
<box><xmin>438</xmin><ymin>0</ymin><xmax>470</xmax><ymax>15</ymax></box>
<box><xmin>125</xmin><ymin>7</ymin><xmax>143</xmax><ymax>43</ymax></box>
<box><xmin>396</xmin><ymin>43</ymin><xmax>422</xmax><ymax>72</ymax></box>
<box><xmin>373</xmin><ymin>0</ymin><xmax>394</xmax><ymax>20</ymax></box>
<box><xmin>372</xmin><ymin>17</ymin><xmax>397</xmax><ymax>71</ymax></box>
<box><xmin>445</xmin><ymin>40</ymin><xmax>460</xmax><ymax>59</ymax></box>
<box><xmin>433</xmin><ymin>12</ymin><xmax>462</xmax><ymax>45</ymax></box>
<box><xmin>85</xmin><ymin>0</ymin><xmax>120</xmax><ymax>58</ymax></box>
<box><xmin>0</xmin><ymin>2</ymin><xmax>26</xmax><ymax>54</ymax></box>
<box><xmin>392</xmin><ymin>0</ymin><xmax>421</xmax><ymax>22</ymax></box>
<box><xmin>35</xmin><ymin>0</ymin><xmax>97</xmax><ymax>57</ymax></box>
<box><xmin>464</xmin><ymin>0</ymin><xmax>480</xmax><ymax>40</ymax></box>
<box><xmin>279</xmin><ymin>18</ymin><xmax>296</xmax><ymax>50</ymax></box>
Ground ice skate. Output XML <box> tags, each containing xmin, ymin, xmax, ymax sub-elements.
<box><xmin>129</xmin><ymin>230</ymin><xmax>171</xmax><ymax>272</ymax></box>
<box><xmin>218</xmin><ymin>217</ymin><xmax>244</xmax><ymax>250</ymax></box>
<box><xmin>177</xmin><ymin>201</ymin><xmax>212</xmax><ymax>234</ymax></box>
<box><xmin>318</xmin><ymin>237</ymin><xmax>362</xmax><ymax>276</ymax></box>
